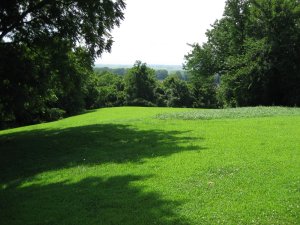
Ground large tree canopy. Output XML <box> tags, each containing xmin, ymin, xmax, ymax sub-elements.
<box><xmin>185</xmin><ymin>0</ymin><xmax>300</xmax><ymax>107</ymax></box>
<box><xmin>0</xmin><ymin>0</ymin><xmax>126</xmax><ymax>127</ymax></box>
<box><xmin>0</xmin><ymin>0</ymin><xmax>125</xmax><ymax>58</ymax></box>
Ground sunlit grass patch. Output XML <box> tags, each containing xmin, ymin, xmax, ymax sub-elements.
<box><xmin>0</xmin><ymin>107</ymin><xmax>299</xmax><ymax>224</ymax></box>
<box><xmin>156</xmin><ymin>106</ymin><xmax>300</xmax><ymax>120</ymax></box>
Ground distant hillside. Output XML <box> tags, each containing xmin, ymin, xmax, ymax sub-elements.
<box><xmin>94</xmin><ymin>64</ymin><xmax>188</xmax><ymax>80</ymax></box>
<box><xmin>94</xmin><ymin>64</ymin><xmax>183</xmax><ymax>72</ymax></box>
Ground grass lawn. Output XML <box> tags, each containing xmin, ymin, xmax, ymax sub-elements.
<box><xmin>0</xmin><ymin>107</ymin><xmax>299</xmax><ymax>224</ymax></box>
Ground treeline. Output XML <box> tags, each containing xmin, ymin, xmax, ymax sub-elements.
<box><xmin>1</xmin><ymin>0</ymin><xmax>299</xmax><ymax>128</ymax></box>
<box><xmin>94</xmin><ymin>67</ymin><xmax>188</xmax><ymax>80</ymax></box>
<box><xmin>90</xmin><ymin>61</ymin><xmax>220</xmax><ymax>109</ymax></box>
<box><xmin>89</xmin><ymin>61</ymin><xmax>193</xmax><ymax>108</ymax></box>
<box><xmin>185</xmin><ymin>0</ymin><xmax>300</xmax><ymax>107</ymax></box>
<box><xmin>0</xmin><ymin>58</ymin><xmax>194</xmax><ymax>128</ymax></box>
<box><xmin>94</xmin><ymin>0</ymin><xmax>300</xmax><ymax>111</ymax></box>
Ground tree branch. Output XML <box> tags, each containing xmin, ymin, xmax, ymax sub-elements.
<box><xmin>0</xmin><ymin>0</ymin><xmax>52</xmax><ymax>40</ymax></box>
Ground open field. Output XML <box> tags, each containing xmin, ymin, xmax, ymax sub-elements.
<box><xmin>1</xmin><ymin>107</ymin><xmax>300</xmax><ymax>224</ymax></box>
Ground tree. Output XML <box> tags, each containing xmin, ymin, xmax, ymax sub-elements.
<box><xmin>185</xmin><ymin>0</ymin><xmax>300</xmax><ymax>107</ymax></box>
<box><xmin>0</xmin><ymin>0</ymin><xmax>126</xmax><ymax>58</ymax></box>
<box><xmin>155</xmin><ymin>69</ymin><xmax>169</xmax><ymax>80</ymax></box>
<box><xmin>249</xmin><ymin>0</ymin><xmax>300</xmax><ymax>105</ymax></box>
<box><xmin>0</xmin><ymin>39</ymin><xmax>95</xmax><ymax>125</ymax></box>
<box><xmin>217</xmin><ymin>38</ymin><xmax>271</xmax><ymax>106</ymax></box>
<box><xmin>124</xmin><ymin>61</ymin><xmax>157</xmax><ymax>106</ymax></box>
<box><xmin>162</xmin><ymin>75</ymin><xmax>192</xmax><ymax>107</ymax></box>
<box><xmin>0</xmin><ymin>0</ymin><xmax>126</xmax><ymax>126</ymax></box>
<box><xmin>87</xmin><ymin>71</ymin><xmax>125</xmax><ymax>108</ymax></box>
<box><xmin>184</xmin><ymin>43</ymin><xmax>218</xmax><ymax>108</ymax></box>
<box><xmin>54</xmin><ymin>46</ymin><xmax>95</xmax><ymax>115</ymax></box>
<box><xmin>0</xmin><ymin>43</ymin><xmax>59</xmax><ymax>125</ymax></box>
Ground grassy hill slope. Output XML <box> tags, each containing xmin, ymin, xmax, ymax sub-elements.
<box><xmin>1</xmin><ymin>107</ymin><xmax>299</xmax><ymax>224</ymax></box>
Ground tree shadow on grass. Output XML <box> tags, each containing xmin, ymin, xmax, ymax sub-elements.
<box><xmin>0</xmin><ymin>124</ymin><xmax>204</xmax><ymax>183</ymax></box>
<box><xmin>0</xmin><ymin>175</ymin><xmax>190</xmax><ymax>225</ymax></box>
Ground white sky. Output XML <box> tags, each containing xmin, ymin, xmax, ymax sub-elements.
<box><xmin>96</xmin><ymin>0</ymin><xmax>226</xmax><ymax>65</ymax></box>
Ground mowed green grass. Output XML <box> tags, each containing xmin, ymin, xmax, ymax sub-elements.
<box><xmin>0</xmin><ymin>107</ymin><xmax>299</xmax><ymax>225</ymax></box>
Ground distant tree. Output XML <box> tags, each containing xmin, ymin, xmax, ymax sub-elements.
<box><xmin>163</xmin><ymin>76</ymin><xmax>193</xmax><ymax>107</ymax></box>
<box><xmin>91</xmin><ymin>72</ymin><xmax>125</xmax><ymax>107</ymax></box>
<box><xmin>94</xmin><ymin>67</ymin><xmax>111</xmax><ymax>74</ymax></box>
<box><xmin>94</xmin><ymin>67</ymin><xmax>128</xmax><ymax>76</ymax></box>
<box><xmin>155</xmin><ymin>70</ymin><xmax>169</xmax><ymax>80</ymax></box>
<box><xmin>174</xmin><ymin>71</ymin><xmax>183</xmax><ymax>79</ymax></box>
<box><xmin>181</xmin><ymin>71</ymin><xmax>189</xmax><ymax>81</ymax></box>
<box><xmin>124</xmin><ymin>61</ymin><xmax>157</xmax><ymax>106</ymax></box>
<box><xmin>154</xmin><ymin>82</ymin><xmax>167</xmax><ymax>107</ymax></box>
<box><xmin>112</xmin><ymin>68</ymin><xmax>128</xmax><ymax>76</ymax></box>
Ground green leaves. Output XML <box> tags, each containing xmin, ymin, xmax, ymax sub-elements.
<box><xmin>0</xmin><ymin>0</ymin><xmax>126</xmax><ymax>126</ymax></box>
<box><xmin>0</xmin><ymin>0</ymin><xmax>126</xmax><ymax>58</ymax></box>
<box><xmin>185</xmin><ymin>0</ymin><xmax>300</xmax><ymax>107</ymax></box>
<box><xmin>162</xmin><ymin>75</ymin><xmax>192</xmax><ymax>107</ymax></box>
<box><xmin>124</xmin><ymin>61</ymin><xmax>157</xmax><ymax>106</ymax></box>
